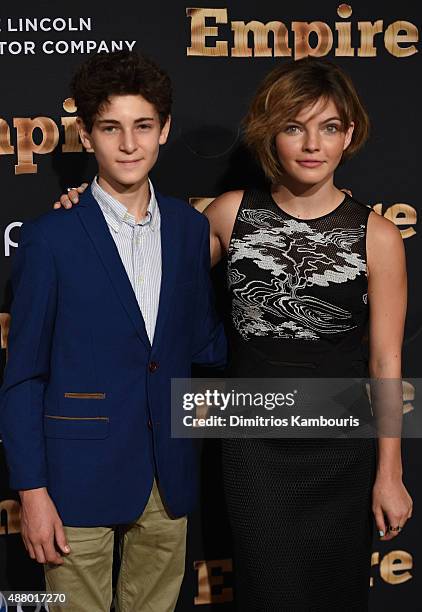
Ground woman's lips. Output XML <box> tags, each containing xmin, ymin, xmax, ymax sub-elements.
<box><xmin>297</xmin><ymin>160</ymin><xmax>324</xmax><ymax>168</ymax></box>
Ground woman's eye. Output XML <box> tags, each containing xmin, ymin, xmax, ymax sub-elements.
<box><xmin>324</xmin><ymin>124</ymin><xmax>340</xmax><ymax>133</ymax></box>
<box><xmin>285</xmin><ymin>125</ymin><xmax>301</xmax><ymax>134</ymax></box>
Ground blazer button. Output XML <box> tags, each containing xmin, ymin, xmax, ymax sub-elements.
<box><xmin>149</xmin><ymin>361</ymin><xmax>159</xmax><ymax>373</ymax></box>
<box><xmin>147</xmin><ymin>418</ymin><xmax>152</xmax><ymax>429</ymax></box>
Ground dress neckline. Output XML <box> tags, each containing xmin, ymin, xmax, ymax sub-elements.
<box><xmin>268</xmin><ymin>191</ymin><xmax>348</xmax><ymax>222</ymax></box>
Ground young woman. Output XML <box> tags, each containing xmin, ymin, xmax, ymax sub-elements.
<box><xmin>204</xmin><ymin>59</ymin><xmax>412</xmax><ymax>610</ymax></box>
<box><xmin>57</xmin><ymin>58</ymin><xmax>412</xmax><ymax>610</ymax></box>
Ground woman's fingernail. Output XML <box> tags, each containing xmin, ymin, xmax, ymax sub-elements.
<box><xmin>379</xmin><ymin>530</ymin><xmax>385</xmax><ymax>537</ymax></box>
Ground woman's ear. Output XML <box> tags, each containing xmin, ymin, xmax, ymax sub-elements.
<box><xmin>343</xmin><ymin>122</ymin><xmax>355</xmax><ymax>151</ymax></box>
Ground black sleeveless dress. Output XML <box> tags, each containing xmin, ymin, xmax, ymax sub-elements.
<box><xmin>223</xmin><ymin>189</ymin><xmax>376</xmax><ymax>611</ymax></box>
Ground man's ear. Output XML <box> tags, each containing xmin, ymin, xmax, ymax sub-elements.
<box><xmin>159</xmin><ymin>115</ymin><xmax>171</xmax><ymax>145</ymax></box>
<box><xmin>77</xmin><ymin>118</ymin><xmax>94</xmax><ymax>152</ymax></box>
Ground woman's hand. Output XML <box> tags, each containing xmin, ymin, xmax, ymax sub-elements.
<box><xmin>372</xmin><ymin>474</ymin><xmax>413</xmax><ymax>540</ymax></box>
<box><xmin>53</xmin><ymin>183</ymin><xmax>88</xmax><ymax>209</ymax></box>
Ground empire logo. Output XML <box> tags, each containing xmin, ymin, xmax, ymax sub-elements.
<box><xmin>186</xmin><ymin>4</ymin><xmax>419</xmax><ymax>59</ymax></box>
<box><xmin>0</xmin><ymin>98</ymin><xmax>82</xmax><ymax>175</ymax></box>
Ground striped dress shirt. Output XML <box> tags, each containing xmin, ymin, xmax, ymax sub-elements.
<box><xmin>91</xmin><ymin>177</ymin><xmax>162</xmax><ymax>344</ymax></box>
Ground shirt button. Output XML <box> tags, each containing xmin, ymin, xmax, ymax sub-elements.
<box><xmin>149</xmin><ymin>361</ymin><xmax>159</xmax><ymax>373</ymax></box>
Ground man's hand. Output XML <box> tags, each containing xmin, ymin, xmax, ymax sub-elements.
<box><xmin>19</xmin><ymin>487</ymin><xmax>71</xmax><ymax>564</ymax></box>
<box><xmin>53</xmin><ymin>183</ymin><xmax>88</xmax><ymax>209</ymax></box>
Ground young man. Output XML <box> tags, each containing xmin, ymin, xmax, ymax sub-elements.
<box><xmin>0</xmin><ymin>51</ymin><xmax>226</xmax><ymax>612</ymax></box>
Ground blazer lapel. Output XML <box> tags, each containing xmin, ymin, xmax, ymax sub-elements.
<box><xmin>152</xmin><ymin>193</ymin><xmax>180</xmax><ymax>351</ymax></box>
<box><xmin>76</xmin><ymin>189</ymin><xmax>151</xmax><ymax>349</ymax></box>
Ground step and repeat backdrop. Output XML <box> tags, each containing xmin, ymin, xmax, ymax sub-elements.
<box><xmin>0</xmin><ymin>1</ymin><xmax>420</xmax><ymax>610</ymax></box>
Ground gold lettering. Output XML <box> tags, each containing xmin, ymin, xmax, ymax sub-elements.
<box><xmin>194</xmin><ymin>559</ymin><xmax>233</xmax><ymax>604</ymax></box>
<box><xmin>63</xmin><ymin>97</ymin><xmax>77</xmax><ymax>113</ymax></box>
<box><xmin>383</xmin><ymin>203</ymin><xmax>417</xmax><ymax>239</ymax></box>
<box><xmin>385</xmin><ymin>21</ymin><xmax>419</xmax><ymax>58</ymax></box>
<box><xmin>337</xmin><ymin>4</ymin><xmax>353</xmax><ymax>20</ymax></box>
<box><xmin>61</xmin><ymin>97</ymin><xmax>82</xmax><ymax>152</ymax></box>
<box><xmin>0</xmin><ymin>499</ymin><xmax>21</xmax><ymax>535</ymax></box>
<box><xmin>185</xmin><ymin>9</ymin><xmax>421</xmax><ymax>61</ymax></box>
<box><xmin>231</xmin><ymin>20</ymin><xmax>291</xmax><ymax>57</ymax></box>
<box><xmin>14</xmin><ymin>117</ymin><xmax>59</xmax><ymax>175</ymax></box>
<box><xmin>291</xmin><ymin>21</ymin><xmax>333</xmax><ymax>60</ymax></box>
<box><xmin>335</xmin><ymin>22</ymin><xmax>355</xmax><ymax>56</ymax></box>
<box><xmin>372</xmin><ymin>203</ymin><xmax>416</xmax><ymax>239</ymax></box>
<box><xmin>186</xmin><ymin>8</ymin><xmax>228</xmax><ymax>57</ymax></box>
<box><xmin>0</xmin><ymin>119</ymin><xmax>14</xmax><ymax>154</ymax></box>
<box><xmin>358</xmin><ymin>20</ymin><xmax>384</xmax><ymax>57</ymax></box>
<box><xmin>380</xmin><ymin>550</ymin><xmax>413</xmax><ymax>585</ymax></box>
<box><xmin>61</xmin><ymin>117</ymin><xmax>82</xmax><ymax>153</ymax></box>
<box><xmin>402</xmin><ymin>380</ymin><xmax>415</xmax><ymax>415</ymax></box>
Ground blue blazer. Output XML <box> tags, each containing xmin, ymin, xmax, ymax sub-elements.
<box><xmin>0</xmin><ymin>187</ymin><xmax>226</xmax><ymax>526</ymax></box>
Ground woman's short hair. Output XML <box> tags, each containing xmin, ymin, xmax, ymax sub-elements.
<box><xmin>243</xmin><ymin>58</ymin><xmax>370</xmax><ymax>182</ymax></box>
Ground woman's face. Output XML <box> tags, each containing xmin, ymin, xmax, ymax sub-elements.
<box><xmin>274</xmin><ymin>97</ymin><xmax>354</xmax><ymax>187</ymax></box>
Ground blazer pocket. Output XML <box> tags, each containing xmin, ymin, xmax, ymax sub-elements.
<box><xmin>44</xmin><ymin>415</ymin><xmax>109</xmax><ymax>439</ymax></box>
<box><xmin>64</xmin><ymin>392</ymin><xmax>106</xmax><ymax>399</ymax></box>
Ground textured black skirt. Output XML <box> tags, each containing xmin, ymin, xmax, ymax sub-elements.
<box><xmin>222</xmin><ymin>437</ymin><xmax>376</xmax><ymax>611</ymax></box>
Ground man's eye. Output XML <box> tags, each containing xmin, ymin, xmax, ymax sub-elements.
<box><xmin>103</xmin><ymin>126</ymin><xmax>117</xmax><ymax>133</ymax></box>
<box><xmin>137</xmin><ymin>124</ymin><xmax>152</xmax><ymax>130</ymax></box>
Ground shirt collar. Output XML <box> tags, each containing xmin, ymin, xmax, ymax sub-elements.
<box><xmin>91</xmin><ymin>177</ymin><xmax>159</xmax><ymax>233</ymax></box>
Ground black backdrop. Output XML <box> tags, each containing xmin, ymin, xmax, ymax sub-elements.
<box><xmin>0</xmin><ymin>1</ymin><xmax>420</xmax><ymax>610</ymax></box>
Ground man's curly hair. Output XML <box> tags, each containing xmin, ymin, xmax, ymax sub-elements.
<box><xmin>71</xmin><ymin>51</ymin><xmax>172</xmax><ymax>132</ymax></box>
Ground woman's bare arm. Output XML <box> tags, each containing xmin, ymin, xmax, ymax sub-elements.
<box><xmin>203</xmin><ymin>190</ymin><xmax>244</xmax><ymax>267</ymax></box>
<box><xmin>366</xmin><ymin>211</ymin><xmax>412</xmax><ymax>540</ymax></box>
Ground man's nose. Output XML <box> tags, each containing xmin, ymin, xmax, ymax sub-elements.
<box><xmin>119</xmin><ymin>129</ymin><xmax>138</xmax><ymax>153</ymax></box>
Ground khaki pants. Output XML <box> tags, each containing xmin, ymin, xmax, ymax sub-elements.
<box><xmin>45</xmin><ymin>481</ymin><xmax>187</xmax><ymax>612</ymax></box>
